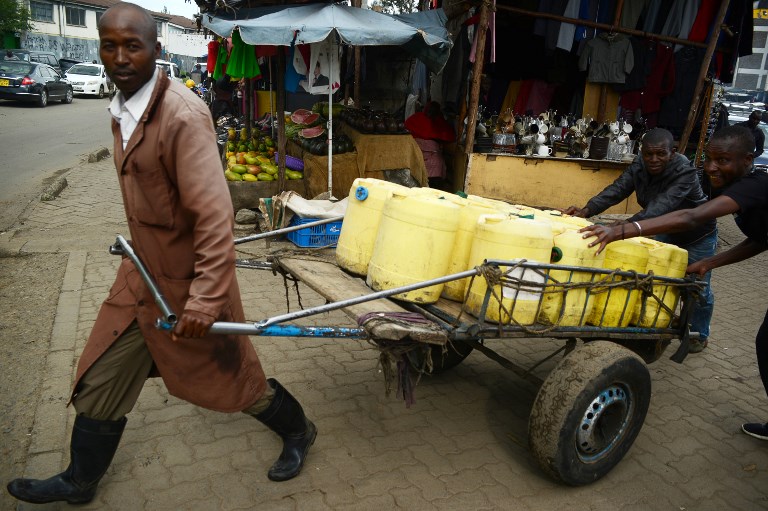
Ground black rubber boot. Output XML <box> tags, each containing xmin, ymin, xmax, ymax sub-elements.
<box><xmin>7</xmin><ymin>415</ymin><xmax>126</xmax><ymax>504</ymax></box>
<box><xmin>255</xmin><ymin>379</ymin><xmax>317</xmax><ymax>481</ymax></box>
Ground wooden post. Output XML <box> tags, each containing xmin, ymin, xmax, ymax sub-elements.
<box><xmin>463</xmin><ymin>0</ymin><xmax>490</xmax><ymax>155</ymax></box>
<box><xmin>276</xmin><ymin>49</ymin><xmax>287</xmax><ymax>192</ymax></box>
<box><xmin>352</xmin><ymin>0</ymin><xmax>362</xmax><ymax>107</ymax></box>
<box><xmin>354</xmin><ymin>47</ymin><xmax>361</xmax><ymax>107</ymax></box>
<box><xmin>245</xmin><ymin>78</ymin><xmax>253</xmax><ymax>135</ymax></box>
<box><xmin>678</xmin><ymin>0</ymin><xmax>730</xmax><ymax>154</ymax></box>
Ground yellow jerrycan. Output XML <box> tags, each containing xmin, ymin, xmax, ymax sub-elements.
<box><xmin>442</xmin><ymin>201</ymin><xmax>497</xmax><ymax>301</ymax></box>
<box><xmin>336</xmin><ymin>178</ymin><xmax>408</xmax><ymax>276</ymax></box>
<box><xmin>465</xmin><ymin>215</ymin><xmax>553</xmax><ymax>325</ymax></box>
<box><xmin>587</xmin><ymin>238</ymin><xmax>650</xmax><ymax>327</ymax></box>
<box><xmin>631</xmin><ymin>240</ymin><xmax>688</xmax><ymax>327</ymax></box>
<box><xmin>467</xmin><ymin>194</ymin><xmax>511</xmax><ymax>212</ymax></box>
<box><xmin>366</xmin><ymin>192</ymin><xmax>460</xmax><ymax>303</ymax></box>
<box><xmin>539</xmin><ymin>229</ymin><xmax>606</xmax><ymax>326</ymax></box>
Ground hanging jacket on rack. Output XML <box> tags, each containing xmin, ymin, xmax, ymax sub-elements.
<box><xmin>579</xmin><ymin>33</ymin><xmax>634</xmax><ymax>84</ymax></box>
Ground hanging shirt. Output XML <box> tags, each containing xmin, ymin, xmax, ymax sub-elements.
<box><xmin>107</xmin><ymin>68</ymin><xmax>159</xmax><ymax>150</ymax></box>
<box><xmin>579</xmin><ymin>33</ymin><xmax>634</xmax><ymax>84</ymax></box>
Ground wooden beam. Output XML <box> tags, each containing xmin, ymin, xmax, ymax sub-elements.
<box><xmin>496</xmin><ymin>4</ymin><xmax>711</xmax><ymax>50</ymax></box>
<box><xmin>276</xmin><ymin>52</ymin><xmax>287</xmax><ymax>191</ymax></box>
<box><xmin>463</xmin><ymin>0</ymin><xmax>491</xmax><ymax>155</ymax></box>
<box><xmin>678</xmin><ymin>0</ymin><xmax>731</xmax><ymax>154</ymax></box>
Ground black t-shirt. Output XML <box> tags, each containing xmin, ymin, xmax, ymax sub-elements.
<box><xmin>722</xmin><ymin>169</ymin><xmax>768</xmax><ymax>245</ymax></box>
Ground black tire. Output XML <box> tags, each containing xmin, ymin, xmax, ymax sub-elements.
<box><xmin>428</xmin><ymin>339</ymin><xmax>474</xmax><ymax>374</ymax></box>
<box><xmin>37</xmin><ymin>89</ymin><xmax>48</xmax><ymax>108</ymax></box>
<box><xmin>528</xmin><ymin>341</ymin><xmax>651</xmax><ymax>486</ymax></box>
<box><xmin>62</xmin><ymin>86</ymin><xmax>73</xmax><ymax>104</ymax></box>
<box><xmin>97</xmin><ymin>85</ymin><xmax>104</xmax><ymax>99</ymax></box>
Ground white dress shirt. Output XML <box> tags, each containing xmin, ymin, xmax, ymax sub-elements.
<box><xmin>107</xmin><ymin>68</ymin><xmax>160</xmax><ymax>150</ymax></box>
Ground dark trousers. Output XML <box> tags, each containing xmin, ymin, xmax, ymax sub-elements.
<box><xmin>757</xmin><ymin>309</ymin><xmax>768</xmax><ymax>401</ymax></box>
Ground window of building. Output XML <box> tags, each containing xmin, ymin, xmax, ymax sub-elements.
<box><xmin>96</xmin><ymin>12</ymin><xmax>102</xmax><ymax>26</ymax></box>
<box><xmin>156</xmin><ymin>21</ymin><xmax>162</xmax><ymax>36</ymax></box>
<box><xmin>66</xmin><ymin>6</ymin><xmax>86</xmax><ymax>26</ymax></box>
<box><xmin>30</xmin><ymin>1</ymin><xmax>54</xmax><ymax>22</ymax></box>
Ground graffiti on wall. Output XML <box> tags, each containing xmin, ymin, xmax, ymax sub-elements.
<box><xmin>21</xmin><ymin>34</ymin><xmax>99</xmax><ymax>62</ymax></box>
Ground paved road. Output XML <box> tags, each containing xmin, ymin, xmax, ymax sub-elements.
<box><xmin>0</xmin><ymin>95</ymin><xmax>113</xmax><ymax>231</ymax></box>
<box><xmin>1</xmin><ymin>155</ymin><xmax>768</xmax><ymax>510</ymax></box>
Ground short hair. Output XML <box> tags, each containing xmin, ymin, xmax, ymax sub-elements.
<box><xmin>99</xmin><ymin>3</ymin><xmax>157</xmax><ymax>45</ymax></box>
<box><xmin>641</xmin><ymin>127</ymin><xmax>674</xmax><ymax>149</ymax></box>
<box><xmin>710</xmin><ymin>125</ymin><xmax>755</xmax><ymax>154</ymax></box>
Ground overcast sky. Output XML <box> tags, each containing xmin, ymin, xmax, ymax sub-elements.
<box><xmin>127</xmin><ymin>0</ymin><xmax>201</xmax><ymax>19</ymax></box>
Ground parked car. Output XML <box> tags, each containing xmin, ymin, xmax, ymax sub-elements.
<box><xmin>65</xmin><ymin>62</ymin><xmax>113</xmax><ymax>98</ymax></box>
<box><xmin>0</xmin><ymin>60</ymin><xmax>73</xmax><ymax>107</ymax></box>
<box><xmin>59</xmin><ymin>58</ymin><xmax>82</xmax><ymax>75</ymax></box>
<box><xmin>156</xmin><ymin>59</ymin><xmax>183</xmax><ymax>82</ymax></box>
<box><xmin>728</xmin><ymin>114</ymin><xmax>768</xmax><ymax>169</ymax></box>
<box><xmin>1</xmin><ymin>49</ymin><xmax>62</xmax><ymax>74</ymax></box>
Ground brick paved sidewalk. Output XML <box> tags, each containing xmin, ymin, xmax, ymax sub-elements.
<box><xmin>2</xmin><ymin>157</ymin><xmax>767</xmax><ymax>510</ymax></box>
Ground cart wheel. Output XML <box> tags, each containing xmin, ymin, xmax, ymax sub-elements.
<box><xmin>428</xmin><ymin>339</ymin><xmax>474</xmax><ymax>374</ymax></box>
<box><xmin>528</xmin><ymin>341</ymin><xmax>650</xmax><ymax>486</ymax></box>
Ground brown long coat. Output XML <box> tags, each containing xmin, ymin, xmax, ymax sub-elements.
<box><xmin>73</xmin><ymin>72</ymin><xmax>267</xmax><ymax>412</ymax></box>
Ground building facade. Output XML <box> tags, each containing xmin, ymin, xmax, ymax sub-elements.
<box><xmin>16</xmin><ymin>0</ymin><xmax>206</xmax><ymax>70</ymax></box>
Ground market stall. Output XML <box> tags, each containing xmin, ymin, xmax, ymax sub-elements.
<box><xmin>284</xmin><ymin>125</ymin><xmax>429</xmax><ymax>199</ymax></box>
<box><xmin>450</xmin><ymin>0</ymin><xmax>751</xmax><ymax>209</ymax></box>
<box><xmin>202</xmin><ymin>3</ymin><xmax>452</xmax><ymax>201</ymax></box>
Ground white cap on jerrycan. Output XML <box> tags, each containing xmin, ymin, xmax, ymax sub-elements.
<box><xmin>464</xmin><ymin>215</ymin><xmax>553</xmax><ymax>325</ymax></box>
<box><xmin>539</xmin><ymin>229</ymin><xmax>606</xmax><ymax>326</ymax></box>
<box><xmin>587</xmin><ymin>238</ymin><xmax>650</xmax><ymax>327</ymax></box>
<box><xmin>335</xmin><ymin>178</ymin><xmax>408</xmax><ymax>276</ymax></box>
<box><xmin>366</xmin><ymin>192</ymin><xmax>461</xmax><ymax>304</ymax></box>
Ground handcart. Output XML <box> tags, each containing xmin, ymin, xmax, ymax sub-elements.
<box><xmin>110</xmin><ymin>230</ymin><xmax>706</xmax><ymax>487</ymax></box>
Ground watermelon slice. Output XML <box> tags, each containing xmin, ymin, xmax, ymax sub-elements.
<box><xmin>300</xmin><ymin>126</ymin><xmax>326</xmax><ymax>138</ymax></box>
<box><xmin>290</xmin><ymin>109</ymin><xmax>313</xmax><ymax>124</ymax></box>
<box><xmin>302</xmin><ymin>112</ymin><xmax>321</xmax><ymax>125</ymax></box>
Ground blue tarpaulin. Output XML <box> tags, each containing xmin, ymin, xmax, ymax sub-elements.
<box><xmin>201</xmin><ymin>4</ymin><xmax>452</xmax><ymax>73</ymax></box>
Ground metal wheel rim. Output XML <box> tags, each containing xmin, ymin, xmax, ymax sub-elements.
<box><xmin>575</xmin><ymin>384</ymin><xmax>633</xmax><ymax>462</ymax></box>
<box><xmin>40</xmin><ymin>90</ymin><xmax>47</xmax><ymax>105</ymax></box>
<box><xmin>66</xmin><ymin>89</ymin><xmax>73</xmax><ymax>102</ymax></box>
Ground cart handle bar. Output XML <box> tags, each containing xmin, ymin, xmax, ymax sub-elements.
<box><xmin>233</xmin><ymin>216</ymin><xmax>344</xmax><ymax>245</ymax></box>
<box><xmin>109</xmin><ymin>235</ymin><xmax>177</xmax><ymax>329</ymax></box>
<box><xmin>109</xmin><ymin>234</ymin><xmax>480</xmax><ymax>335</ymax></box>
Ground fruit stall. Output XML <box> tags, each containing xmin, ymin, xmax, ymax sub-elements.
<box><xmin>282</xmin><ymin>105</ymin><xmax>429</xmax><ymax>198</ymax></box>
<box><xmin>202</xmin><ymin>3</ymin><xmax>451</xmax><ymax>203</ymax></box>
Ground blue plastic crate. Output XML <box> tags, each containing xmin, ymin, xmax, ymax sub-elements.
<box><xmin>286</xmin><ymin>216</ymin><xmax>342</xmax><ymax>248</ymax></box>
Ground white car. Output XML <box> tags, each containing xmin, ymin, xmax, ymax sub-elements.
<box><xmin>156</xmin><ymin>59</ymin><xmax>183</xmax><ymax>83</ymax></box>
<box><xmin>64</xmin><ymin>63</ymin><xmax>113</xmax><ymax>98</ymax></box>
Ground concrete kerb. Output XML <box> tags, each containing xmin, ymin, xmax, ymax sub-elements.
<box><xmin>39</xmin><ymin>147</ymin><xmax>111</xmax><ymax>202</ymax></box>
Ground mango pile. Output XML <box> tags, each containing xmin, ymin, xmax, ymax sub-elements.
<box><xmin>223</xmin><ymin>127</ymin><xmax>304</xmax><ymax>182</ymax></box>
